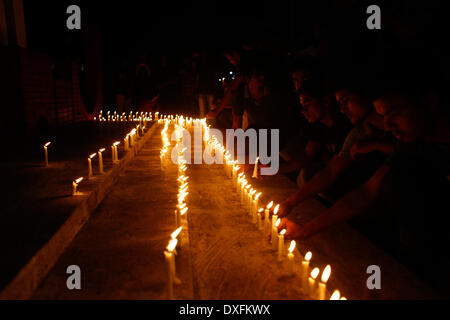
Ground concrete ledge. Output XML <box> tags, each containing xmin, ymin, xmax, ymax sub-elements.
<box><xmin>0</xmin><ymin>123</ymin><xmax>159</xmax><ymax>300</ymax></box>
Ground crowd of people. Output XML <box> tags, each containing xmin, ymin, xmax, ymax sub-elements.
<box><xmin>110</xmin><ymin>9</ymin><xmax>450</xmax><ymax>295</ymax></box>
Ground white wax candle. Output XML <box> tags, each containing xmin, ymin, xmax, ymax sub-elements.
<box><xmin>277</xmin><ymin>229</ymin><xmax>286</xmax><ymax>261</ymax></box>
<box><xmin>98</xmin><ymin>148</ymin><xmax>105</xmax><ymax>174</ymax></box>
<box><xmin>272</xmin><ymin>217</ymin><xmax>280</xmax><ymax>250</ymax></box>
<box><xmin>44</xmin><ymin>142</ymin><xmax>50</xmax><ymax>166</ymax></box>
<box><xmin>309</xmin><ymin>268</ymin><xmax>320</xmax><ymax>299</ymax></box>
<box><xmin>252</xmin><ymin>157</ymin><xmax>259</xmax><ymax>178</ymax></box>
<box><xmin>72</xmin><ymin>177</ymin><xmax>83</xmax><ymax>196</ymax></box>
<box><xmin>257</xmin><ymin>212</ymin><xmax>263</xmax><ymax>230</ymax></box>
<box><xmin>164</xmin><ymin>239</ymin><xmax>177</xmax><ymax>300</ymax></box>
<box><xmin>318</xmin><ymin>265</ymin><xmax>331</xmax><ymax>300</ymax></box>
<box><xmin>265</xmin><ymin>201</ymin><xmax>273</xmax><ymax>232</ymax></box>
<box><xmin>287</xmin><ymin>240</ymin><xmax>296</xmax><ymax>276</ymax></box>
<box><xmin>111</xmin><ymin>145</ymin><xmax>116</xmax><ymax>162</ymax></box>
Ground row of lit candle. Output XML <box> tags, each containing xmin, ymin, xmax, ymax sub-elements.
<box><xmin>201</xmin><ymin>124</ymin><xmax>347</xmax><ymax>300</ymax></box>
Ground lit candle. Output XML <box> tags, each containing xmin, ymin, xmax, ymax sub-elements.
<box><xmin>72</xmin><ymin>177</ymin><xmax>83</xmax><ymax>195</ymax></box>
<box><xmin>277</xmin><ymin>229</ymin><xmax>286</xmax><ymax>261</ymax></box>
<box><xmin>248</xmin><ymin>189</ymin><xmax>256</xmax><ymax>214</ymax></box>
<box><xmin>252</xmin><ymin>156</ymin><xmax>259</xmax><ymax>178</ymax></box>
<box><xmin>88</xmin><ymin>153</ymin><xmax>96</xmax><ymax>179</ymax></box>
<box><xmin>318</xmin><ymin>265</ymin><xmax>331</xmax><ymax>300</ymax></box>
<box><xmin>309</xmin><ymin>267</ymin><xmax>320</xmax><ymax>298</ymax></box>
<box><xmin>255</xmin><ymin>207</ymin><xmax>263</xmax><ymax>224</ymax></box>
<box><xmin>272</xmin><ymin>218</ymin><xmax>280</xmax><ymax>250</ymax></box>
<box><xmin>43</xmin><ymin>142</ymin><xmax>51</xmax><ymax>167</ymax></box>
<box><xmin>264</xmin><ymin>201</ymin><xmax>274</xmax><ymax>232</ymax></box>
<box><xmin>98</xmin><ymin>148</ymin><xmax>105</xmax><ymax>174</ymax></box>
<box><xmin>253</xmin><ymin>192</ymin><xmax>262</xmax><ymax>218</ymax></box>
<box><xmin>164</xmin><ymin>238</ymin><xmax>178</xmax><ymax>300</ymax></box>
<box><xmin>330</xmin><ymin>290</ymin><xmax>340</xmax><ymax>300</ymax></box>
<box><xmin>257</xmin><ymin>210</ymin><xmax>263</xmax><ymax>230</ymax></box>
<box><xmin>287</xmin><ymin>240</ymin><xmax>296</xmax><ymax>276</ymax></box>
<box><xmin>113</xmin><ymin>141</ymin><xmax>120</xmax><ymax>163</ymax></box>
<box><xmin>111</xmin><ymin>145</ymin><xmax>116</xmax><ymax>162</ymax></box>
<box><xmin>301</xmin><ymin>251</ymin><xmax>312</xmax><ymax>288</ymax></box>
<box><xmin>124</xmin><ymin>135</ymin><xmax>129</xmax><ymax>151</ymax></box>
<box><xmin>271</xmin><ymin>204</ymin><xmax>279</xmax><ymax>234</ymax></box>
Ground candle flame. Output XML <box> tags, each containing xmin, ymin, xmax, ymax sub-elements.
<box><xmin>44</xmin><ymin>142</ymin><xmax>51</xmax><ymax>147</ymax></box>
<box><xmin>113</xmin><ymin>141</ymin><xmax>120</xmax><ymax>146</ymax></box>
<box><xmin>275</xmin><ymin>218</ymin><xmax>281</xmax><ymax>227</ymax></box>
<box><xmin>288</xmin><ymin>240</ymin><xmax>296</xmax><ymax>253</ymax></box>
<box><xmin>258</xmin><ymin>208</ymin><xmax>264</xmax><ymax>213</ymax></box>
<box><xmin>171</xmin><ymin>227</ymin><xmax>182</xmax><ymax>239</ymax></box>
<box><xmin>273</xmin><ymin>204</ymin><xmax>280</xmax><ymax>214</ymax></box>
<box><xmin>266</xmin><ymin>201</ymin><xmax>273</xmax><ymax>209</ymax></box>
<box><xmin>74</xmin><ymin>177</ymin><xmax>83</xmax><ymax>184</ymax></box>
<box><xmin>310</xmin><ymin>267</ymin><xmax>320</xmax><ymax>280</ymax></box>
<box><xmin>99</xmin><ymin>148</ymin><xmax>105</xmax><ymax>152</ymax></box>
<box><xmin>89</xmin><ymin>153</ymin><xmax>97</xmax><ymax>159</ymax></box>
<box><xmin>245</xmin><ymin>184</ymin><xmax>251</xmax><ymax>190</ymax></box>
<box><xmin>330</xmin><ymin>290</ymin><xmax>341</xmax><ymax>300</ymax></box>
<box><xmin>304</xmin><ymin>251</ymin><xmax>312</xmax><ymax>261</ymax></box>
<box><xmin>280</xmin><ymin>229</ymin><xmax>286</xmax><ymax>235</ymax></box>
<box><xmin>255</xmin><ymin>192</ymin><xmax>262</xmax><ymax>200</ymax></box>
<box><xmin>180</xmin><ymin>207</ymin><xmax>188</xmax><ymax>215</ymax></box>
<box><xmin>340</xmin><ymin>297</ymin><xmax>347</xmax><ymax>300</ymax></box>
<box><xmin>166</xmin><ymin>239</ymin><xmax>178</xmax><ymax>252</ymax></box>
<box><xmin>321</xmin><ymin>265</ymin><xmax>331</xmax><ymax>283</ymax></box>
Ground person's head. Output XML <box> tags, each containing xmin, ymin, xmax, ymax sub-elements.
<box><xmin>298</xmin><ymin>80</ymin><xmax>333</xmax><ymax>124</ymax></box>
<box><xmin>373</xmin><ymin>90</ymin><xmax>434</xmax><ymax>142</ymax></box>
<box><xmin>248</xmin><ymin>68</ymin><xmax>265</xmax><ymax>102</ymax></box>
<box><xmin>291</xmin><ymin>58</ymin><xmax>316</xmax><ymax>92</ymax></box>
<box><xmin>334</xmin><ymin>85</ymin><xmax>372</xmax><ymax>125</ymax></box>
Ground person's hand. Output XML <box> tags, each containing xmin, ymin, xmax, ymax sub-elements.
<box><xmin>277</xmin><ymin>217</ymin><xmax>308</xmax><ymax>240</ymax></box>
<box><xmin>277</xmin><ymin>199</ymin><xmax>296</xmax><ymax>218</ymax></box>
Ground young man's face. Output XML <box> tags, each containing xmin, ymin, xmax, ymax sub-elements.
<box><xmin>292</xmin><ymin>70</ymin><xmax>311</xmax><ymax>92</ymax></box>
<box><xmin>299</xmin><ymin>93</ymin><xmax>325</xmax><ymax>123</ymax></box>
<box><xmin>373</xmin><ymin>94</ymin><xmax>425</xmax><ymax>142</ymax></box>
<box><xmin>335</xmin><ymin>89</ymin><xmax>370</xmax><ymax>125</ymax></box>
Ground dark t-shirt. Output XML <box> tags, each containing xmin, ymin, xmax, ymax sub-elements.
<box><xmin>307</xmin><ymin>114</ymin><xmax>352</xmax><ymax>158</ymax></box>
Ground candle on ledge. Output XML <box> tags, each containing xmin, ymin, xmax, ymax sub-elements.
<box><xmin>72</xmin><ymin>177</ymin><xmax>83</xmax><ymax>196</ymax></box>
<box><xmin>277</xmin><ymin>229</ymin><xmax>286</xmax><ymax>261</ymax></box>
<box><xmin>272</xmin><ymin>218</ymin><xmax>281</xmax><ymax>250</ymax></box>
<box><xmin>113</xmin><ymin>141</ymin><xmax>120</xmax><ymax>163</ymax></box>
<box><xmin>318</xmin><ymin>265</ymin><xmax>331</xmax><ymax>300</ymax></box>
<box><xmin>252</xmin><ymin>156</ymin><xmax>259</xmax><ymax>178</ymax></box>
<box><xmin>286</xmin><ymin>240</ymin><xmax>296</xmax><ymax>276</ymax></box>
<box><xmin>98</xmin><ymin>148</ymin><xmax>105</xmax><ymax>174</ymax></box>
<box><xmin>164</xmin><ymin>238</ymin><xmax>178</xmax><ymax>300</ymax></box>
<box><xmin>330</xmin><ymin>290</ymin><xmax>340</xmax><ymax>300</ymax></box>
<box><xmin>43</xmin><ymin>142</ymin><xmax>51</xmax><ymax>167</ymax></box>
<box><xmin>264</xmin><ymin>201</ymin><xmax>273</xmax><ymax>232</ymax></box>
<box><xmin>271</xmin><ymin>204</ymin><xmax>279</xmax><ymax>234</ymax></box>
<box><xmin>88</xmin><ymin>153</ymin><xmax>96</xmax><ymax>179</ymax></box>
<box><xmin>253</xmin><ymin>192</ymin><xmax>262</xmax><ymax>218</ymax></box>
<box><xmin>255</xmin><ymin>207</ymin><xmax>263</xmax><ymax>224</ymax></box>
<box><xmin>309</xmin><ymin>267</ymin><xmax>320</xmax><ymax>298</ymax></box>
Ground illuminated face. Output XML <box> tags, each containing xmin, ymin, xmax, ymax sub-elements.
<box><xmin>373</xmin><ymin>94</ymin><xmax>425</xmax><ymax>142</ymax></box>
<box><xmin>292</xmin><ymin>70</ymin><xmax>311</xmax><ymax>92</ymax></box>
<box><xmin>299</xmin><ymin>93</ymin><xmax>325</xmax><ymax>123</ymax></box>
<box><xmin>335</xmin><ymin>89</ymin><xmax>370</xmax><ymax>124</ymax></box>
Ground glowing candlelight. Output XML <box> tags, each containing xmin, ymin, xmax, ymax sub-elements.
<box><xmin>277</xmin><ymin>229</ymin><xmax>286</xmax><ymax>261</ymax></box>
<box><xmin>287</xmin><ymin>240</ymin><xmax>296</xmax><ymax>275</ymax></box>
<box><xmin>253</xmin><ymin>192</ymin><xmax>262</xmax><ymax>219</ymax></box>
<box><xmin>113</xmin><ymin>141</ymin><xmax>120</xmax><ymax>163</ymax></box>
<box><xmin>88</xmin><ymin>153</ymin><xmax>96</xmax><ymax>179</ymax></box>
<box><xmin>271</xmin><ymin>203</ymin><xmax>279</xmax><ymax>234</ymax></box>
<box><xmin>98</xmin><ymin>148</ymin><xmax>105</xmax><ymax>174</ymax></box>
<box><xmin>43</xmin><ymin>142</ymin><xmax>51</xmax><ymax>167</ymax></box>
<box><xmin>309</xmin><ymin>267</ymin><xmax>320</xmax><ymax>298</ymax></box>
<box><xmin>272</xmin><ymin>218</ymin><xmax>281</xmax><ymax>250</ymax></box>
<box><xmin>164</xmin><ymin>238</ymin><xmax>178</xmax><ymax>300</ymax></box>
<box><xmin>171</xmin><ymin>227</ymin><xmax>182</xmax><ymax>240</ymax></box>
<box><xmin>248</xmin><ymin>189</ymin><xmax>256</xmax><ymax>214</ymax></box>
<box><xmin>330</xmin><ymin>290</ymin><xmax>340</xmax><ymax>300</ymax></box>
<box><xmin>252</xmin><ymin>157</ymin><xmax>259</xmax><ymax>178</ymax></box>
<box><xmin>257</xmin><ymin>209</ymin><xmax>263</xmax><ymax>230</ymax></box>
<box><xmin>301</xmin><ymin>251</ymin><xmax>312</xmax><ymax>287</ymax></box>
<box><xmin>72</xmin><ymin>177</ymin><xmax>83</xmax><ymax>196</ymax></box>
<box><xmin>264</xmin><ymin>201</ymin><xmax>274</xmax><ymax>232</ymax></box>
<box><xmin>318</xmin><ymin>265</ymin><xmax>332</xmax><ymax>300</ymax></box>
<box><xmin>255</xmin><ymin>207</ymin><xmax>263</xmax><ymax>225</ymax></box>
